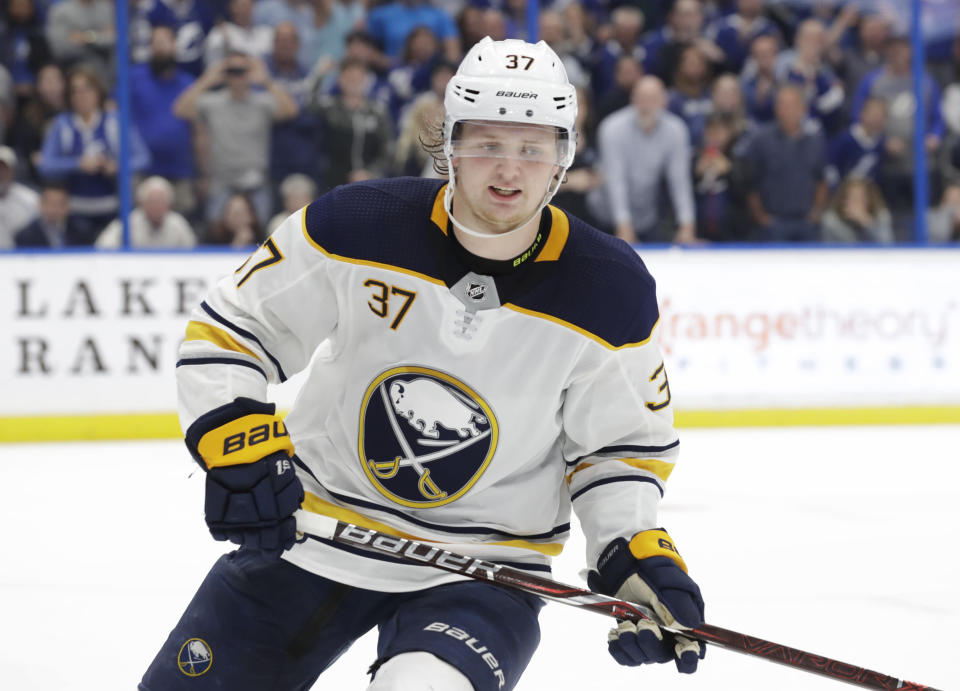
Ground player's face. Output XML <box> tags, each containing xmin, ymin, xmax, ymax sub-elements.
<box><xmin>451</xmin><ymin>121</ymin><xmax>562</xmax><ymax>235</ymax></box>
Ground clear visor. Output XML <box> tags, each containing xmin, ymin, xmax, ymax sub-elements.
<box><xmin>448</xmin><ymin>121</ymin><xmax>571</xmax><ymax>167</ymax></box>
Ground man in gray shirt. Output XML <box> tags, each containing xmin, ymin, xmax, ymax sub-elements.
<box><xmin>744</xmin><ymin>84</ymin><xmax>828</xmax><ymax>242</ymax></box>
<box><xmin>174</xmin><ymin>52</ymin><xmax>298</xmax><ymax>225</ymax></box>
<box><xmin>588</xmin><ymin>76</ymin><xmax>696</xmax><ymax>244</ymax></box>
<box><xmin>46</xmin><ymin>0</ymin><xmax>114</xmax><ymax>81</ymax></box>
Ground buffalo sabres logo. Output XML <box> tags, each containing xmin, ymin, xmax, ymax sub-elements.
<box><xmin>359</xmin><ymin>366</ymin><xmax>498</xmax><ymax>508</ymax></box>
<box><xmin>177</xmin><ymin>638</ymin><xmax>212</xmax><ymax>677</ymax></box>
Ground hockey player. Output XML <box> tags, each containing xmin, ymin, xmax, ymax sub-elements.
<box><xmin>141</xmin><ymin>37</ymin><xmax>705</xmax><ymax>690</ymax></box>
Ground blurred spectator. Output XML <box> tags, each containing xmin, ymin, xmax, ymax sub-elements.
<box><xmin>668</xmin><ymin>44</ymin><xmax>714</xmax><ymax>147</ymax></box>
<box><xmin>932</xmin><ymin>35</ymin><xmax>960</xmax><ymax>90</ymax></box>
<box><xmin>764</xmin><ymin>0</ymin><xmax>836</xmax><ymax>34</ymax></box>
<box><xmin>826</xmin><ymin>96</ymin><xmax>886</xmax><ymax>188</ymax></box>
<box><xmin>266</xmin><ymin>172</ymin><xmax>317</xmax><ymax>233</ymax></box>
<box><xmin>205</xmin><ymin>0</ymin><xmax>275</xmax><ymax>66</ymax></box>
<box><xmin>0</xmin><ymin>0</ymin><xmax>52</xmax><ymax>98</ymax></box>
<box><xmin>834</xmin><ymin>11</ymin><xmax>889</xmax><ymax>110</ymax></box>
<box><xmin>692</xmin><ymin>113</ymin><xmax>743</xmax><ymax>242</ymax></box>
<box><xmin>254</xmin><ymin>0</ymin><xmax>315</xmax><ymax>30</ymax></box>
<box><xmin>595</xmin><ymin>54</ymin><xmax>642</xmax><ymax>127</ymax></box>
<box><xmin>456</xmin><ymin>6</ymin><xmax>487</xmax><ymax>56</ymax></box>
<box><xmin>852</xmin><ymin>35</ymin><xmax>944</xmax><ymax>233</ymax></box>
<box><xmin>741</xmin><ymin>33</ymin><xmax>779</xmax><ymax>124</ymax></box>
<box><xmin>365</xmin><ymin>0</ymin><xmax>460</xmax><ymax>63</ymax></box>
<box><xmin>39</xmin><ymin>65</ymin><xmax>151</xmax><ymax>239</ymax></box>
<box><xmin>642</xmin><ymin>0</ymin><xmax>723</xmax><ymax>86</ymax></box>
<box><xmin>820</xmin><ymin>177</ymin><xmax>893</xmax><ymax>244</ymax></box>
<box><xmin>131</xmin><ymin>24</ymin><xmax>197</xmax><ymax>216</ymax></box>
<box><xmin>139</xmin><ymin>0</ymin><xmax>216</xmax><ymax>76</ymax></box>
<box><xmin>205</xmin><ymin>191</ymin><xmax>261</xmax><ymax>246</ymax></box>
<box><xmin>267</xmin><ymin>22</ymin><xmax>319</xmax><ymax>193</ymax></box>
<box><xmin>307</xmin><ymin>28</ymin><xmax>391</xmax><ymax>102</ymax></box>
<box><xmin>743</xmin><ymin>84</ymin><xmax>828</xmax><ymax>242</ymax></box>
<box><xmin>173</xmin><ymin>52</ymin><xmax>298</xmax><ymax>223</ymax></box>
<box><xmin>312</xmin><ymin>58</ymin><xmax>394</xmax><ymax>188</ymax></box>
<box><xmin>385</xmin><ymin>26</ymin><xmax>443</xmax><ymax>124</ymax></box>
<box><xmin>777</xmin><ymin>19</ymin><xmax>844</xmax><ymax>132</ymax></box>
<box><xmin>927</xmin><ymin>184</ymin><xmax>960</xmax><ymax>242</ymax></box>
<box><xmin>588</xmin><ymin>76</ymin><xmax>696</xmax><ymax>244</ymax></box>
<box><xmin>253</xmin><ymin>0</ymin><xmax>315</xmax><ymax>68</ymax></box>
<box><xmin>7</xmin><ymin>62</ymin><xmax>65</xmax><ymax>183</ymax></box>
<box><xmin>939</xmin><ymin>135</ymin><xmax>960</xmax><ymax>187</ymax></box>
<box><xmin>820</xmin><ymin>1</ymin><xmax>861</xmax><ymax>69</ymax></box>
<box><xmin>96</xmin><ymin>176</ymin><xmax>197</xmax><ymax>248</ymax></box>
<box><xmin>552</xmin><ymin>86</ymin><xmax>604</xmax><ymax>230</ymax></box>
<box><xmin>0</xmin><ymin>145</ymin><xmax>39</xmax><ymax>248</ymax></box>
<box><xmin>14</xmin><ymin>182</ymin><xmax>90</xmax><ymax>247</ymax></box>
<box><xmin>0</xmin><ymin>64</ymin><xmax>12</xmax><ymax>144</ymax></box>
<box><xmin>302</xmin><ymin>0</ymin><xmax>366</xmax><ymax>72</ymax></box>
<box><xmin>481</xmin><ymin>8</ymin><xmax>509</xmax><ymax>42</ymax></box>
<box><xmin>939</xmin><ymin>38</ymin><xmax>960</xmax><ymax>178</ymax></box>
<box><xmin>497</xmin><ymin>0</ymin><xmax>530</xmax><ymax>39</ymax></box>
<box><xmin>706</xmin><ymin>0</ymin><xmax>781</xmax><ymax>74</ymax></box>
<box><xmin>852</xmin><ymin>34</ymin><xmax>945</xmax><ymax>154</ymax></box>
<box><xmin>538</xmin><ymin>10</ymin><xmax>590</xmax><ymax>90</ymax></box>
<box><xmin>561</xmin><ymin>2</ymin><xmax>594</xmax><ymax>71</ymax></box>
<box><xmin>45</xmin><ymin>0</ymin><xmax>114</xmax><ymax>82</ymax></box>
<box><xmin>711</xmin><ymin>73</ymin><xmax>750</xmax><ymax>144</ymax></box>
<box><xmin>588</xmin><ymin>6</ymin><xmax>645</xmax><ymax>101</ymax></box>
<box><xmin>394</xmin><ymin>60</ymin><xmax>452</xmax><ymax>177</ymax></box>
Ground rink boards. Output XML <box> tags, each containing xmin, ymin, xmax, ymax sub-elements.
<box><xmin>1</xmin><ymin>247</ymin><xmax>959</xmax><ymax>441</ymax></box>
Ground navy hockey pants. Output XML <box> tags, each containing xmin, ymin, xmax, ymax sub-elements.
<box><xmin>139</xmin><ymin>548</ymin><xmax>543</xmax><ymax>691</ymax></box>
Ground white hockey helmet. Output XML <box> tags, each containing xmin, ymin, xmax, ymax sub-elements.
<box><xmin>444</xmin><ymin>37</ymin><xmax>578</xmax><ymax>161</ymax></box>
<box><xmin>442</xmin><ymin>37</ymin><xmax>579</xmax><ymax>237</ymax></box>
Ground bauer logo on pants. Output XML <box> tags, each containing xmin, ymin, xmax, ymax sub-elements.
<box><xmin>359</xmin><ymin>366</ymin><xmax>498</xmax><ymax>508</ymax></box>
<box><xmin>177</xmin><ymin>638</ymin><xmax>212</xmax><ymax>676</ymax></box>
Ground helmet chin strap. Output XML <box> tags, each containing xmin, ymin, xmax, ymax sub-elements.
<box><xmin>443</xmin><ymin>166</ymin><xmax>564</xmax><ymax>241</ymax></box>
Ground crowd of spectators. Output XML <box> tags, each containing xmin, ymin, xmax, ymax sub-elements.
<box><xmin>2</xmin><ymin>0</ymin><xmax>960</xmax><ymax>249</ymax></box>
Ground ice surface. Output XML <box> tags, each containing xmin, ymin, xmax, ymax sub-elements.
<box><xmin>0</xmin><ymin>425</ymin><xmax>956</xmax><ymax>689</ymax></box>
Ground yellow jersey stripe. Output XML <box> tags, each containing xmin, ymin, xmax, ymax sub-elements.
<box><xmin>184</xmin><ymin>321</ymin><xmax>261</xmax><ymax>361</ymax></box>
<box><xmin>566</xmin><ymin>457</ymin><xmax>674</xmax><ymax>484</ymax></box>
<box><xmin>504</xmin><ymin>304</ymin><xmax>659</xmax><ymax>350</ymax></box>
<box><xmin>302</xmin><ymin>492</ymin><xmax>563</xmax><ymax>557</ymax></box>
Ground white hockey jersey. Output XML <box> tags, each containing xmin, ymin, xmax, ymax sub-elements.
<box><xmin>177</xmin><ymin>177</ymin><xmax>680</xmax><ymax>592</ymax></box>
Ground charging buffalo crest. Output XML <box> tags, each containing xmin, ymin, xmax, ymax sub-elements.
<box><xmin>358</xmin><ymin>366</ymin><xmax>498</xmax><ymax>508</ymax></box>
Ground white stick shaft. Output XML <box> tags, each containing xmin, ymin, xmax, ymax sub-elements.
<box><xmin>293</xmin><ymin>509</ymin><xmax>338</xmax><ymax>540</ymax></box>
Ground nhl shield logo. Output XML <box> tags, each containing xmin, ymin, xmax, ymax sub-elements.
<box><xmin>359</xmin><ymin>366</ymin><xmax>498</xmax><ymax>508</ymax></box>
<box><xmin>466</xmin><ymin>282</ymin><xmax>487</xmax><ymax>301</ymax></box>
<box><xmin>177</xmin><ymin>638</ymin><xmax>212</xmax><ymax>677</ymax></box>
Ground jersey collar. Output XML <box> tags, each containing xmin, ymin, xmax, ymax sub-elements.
<box><xmin>429</xmin><ymin>183</ymin><xmax>570</xmax><ymax>264</ymax></box>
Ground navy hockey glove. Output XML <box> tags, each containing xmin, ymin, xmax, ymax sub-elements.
<box><xmin>588</xmin><ymin>529</ymin><xmax>706</xmax><ymax>674</ymax></box>
<box><xmin>185</xmin><ymin>397</ymin><xmax>304</xmax><ymax>560</ymax></box>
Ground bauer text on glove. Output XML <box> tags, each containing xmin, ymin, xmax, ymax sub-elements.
<box><xmin>185</xmin><ymin>397</ymin><xmax>304</xmax><ymax>559</ymax></box>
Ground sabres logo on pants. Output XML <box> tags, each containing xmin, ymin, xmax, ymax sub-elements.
<box><xmin>177</xmin><ymin>638</ymin><xmax>212</xmax><ymax>677</ymax></box>
<box><xmin>359</xmin><ymin>366</ymin><xmax>498</xmax><ymax>508</ymax></box>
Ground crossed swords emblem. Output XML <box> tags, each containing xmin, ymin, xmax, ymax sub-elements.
<box><xmin>367</xmin><ymin>382</ymin><xmax>491</xmax><ymax>500</ymax></box>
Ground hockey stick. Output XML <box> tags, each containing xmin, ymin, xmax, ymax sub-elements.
<box><xmin>293</xmin><ymin>510</ymin><xmax>941</xmax><ymax>691</ymax></box>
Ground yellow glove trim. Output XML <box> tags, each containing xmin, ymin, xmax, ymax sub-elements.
<box><xmin>197</xmin><ymin>414</ymin><xmax>294</xmax><ymax>469</ymax></box>
<box><xmin>628</xmin><ymin>529</ymin><xmax>688</xmax><ymax>573</ymax></box>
